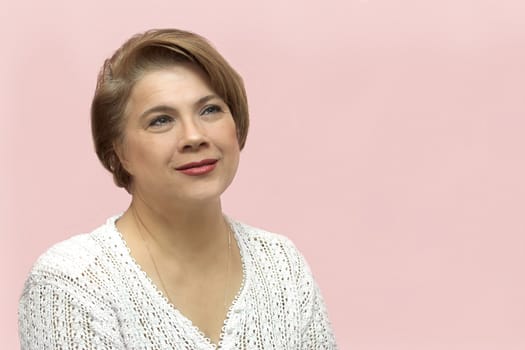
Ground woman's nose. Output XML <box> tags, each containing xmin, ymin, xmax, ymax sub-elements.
<box><xmin>178</xmin><ymin>118</ymin><xmax>209</xmax><ymax>152</ymax></box>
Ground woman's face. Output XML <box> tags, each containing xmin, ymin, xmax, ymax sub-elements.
<box><xmin>116</xmin><ymin>62</ymin><xmax>240</xmax><ymax>204</ymax></box>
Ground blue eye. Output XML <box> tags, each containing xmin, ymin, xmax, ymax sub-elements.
<box><xmin>149</xmin><ymin>115</ymin><xmax>173</xmax><ymax>128</ymax></box>
<box><xmin>201</xmin><ymin>105</ymin><xmax>222</xmax><ymax>115</ymax></box>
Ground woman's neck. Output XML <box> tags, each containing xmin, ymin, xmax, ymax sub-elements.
<box><xmin>124</xmin><ymin>193</ymin><xmax>229</xmax><ymax>260</ymax></box>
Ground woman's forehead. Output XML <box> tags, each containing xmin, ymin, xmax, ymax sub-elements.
<box><xmin>126</xmin><ymin>65</ymin><xmax>220</xmax><ymax>114</ymax></box>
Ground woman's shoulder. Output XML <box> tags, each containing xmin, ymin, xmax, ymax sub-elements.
<box><xmin>230</xmin><ymin>218</ymin><xmax>296</xmax><ymax>248</ymax></box>
<box><xmin>22</xmin><ymin>216</ymin><xmax>121</xmax><ymax>291</ymax></box>
<box><xmin>229</xmin><ymin>218</ymin><xmax>307</xmax><ymax>266</ymax></box>
<box><xmin>29</xmin><ymin>234</ymin><xmax>97</xmax><ymax>278</ymax></box>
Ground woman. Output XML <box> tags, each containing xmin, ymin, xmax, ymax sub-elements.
<box><xmin>19</xmin><ymin>29</ymin><xmax>337</xmax><ymax>349</ymax></box>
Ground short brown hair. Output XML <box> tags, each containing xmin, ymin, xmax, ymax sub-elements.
<box><xmin>91</xmin><ymin>28</ymin><xmax>249</xmax><ymax>192</ymax></box>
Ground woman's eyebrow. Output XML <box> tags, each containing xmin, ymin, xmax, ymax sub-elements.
<box><xmin>196</xmin><ymin>94</ymin><xmax>221</xmax><ymax>106</ymax></box>
<box><xmin>139</xmin><ymin>94</ymin><xmax>222</xmax><ymax>120</ymax></box>
<box><xmin>139</xmin><ymin>105</ymin><xmax>177</xmax><ymax>120</ymax></box>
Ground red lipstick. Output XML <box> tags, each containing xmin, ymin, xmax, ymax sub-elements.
<box><xmin>175</xmin><ymin>159</ymin><xmax>218</xmax><ymax>176</ymax></box>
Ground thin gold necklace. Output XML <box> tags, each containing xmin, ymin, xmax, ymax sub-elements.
<box><xmin>131</xmin><ymin>206</ymin><xmax>232</xmax><ymax>310</ymax></box>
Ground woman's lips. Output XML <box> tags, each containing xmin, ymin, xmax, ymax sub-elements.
<box><xmin>175</xmin><ymin>159</ymin><xmax>218</xmax><ymax>176</ymax></box>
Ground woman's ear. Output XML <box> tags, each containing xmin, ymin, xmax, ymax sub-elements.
<box><xmin>113</xmin><ymin>140</ymin><xmax>132</xmax><ymax>175</ymax></box>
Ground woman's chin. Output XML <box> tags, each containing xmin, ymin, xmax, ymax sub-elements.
<box><xmin>166</xmin><ymin>188</ymin><xmax>226</xmax><ymax>206</ymax></box>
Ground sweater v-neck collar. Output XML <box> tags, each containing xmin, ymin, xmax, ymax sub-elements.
<box><xmin>106</xmin><ymin>214</ymin><xmax>249</xmax><ymax>349</ymax></box>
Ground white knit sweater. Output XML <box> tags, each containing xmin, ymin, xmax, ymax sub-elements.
<box><xmin>19</xmin><ymin>216</ymin><xmax>337</xmax><ymax>349</ymax></box>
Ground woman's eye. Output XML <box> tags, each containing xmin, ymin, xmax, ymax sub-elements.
<box><xmin>149</xmin><ymin>115</ymin><xmax>173</xmax><ymax>128</ymax></box>
<box><xmin>201</xmin><ymin>105</ymin><xmax>222</xmax><ymax>116</ymax></box>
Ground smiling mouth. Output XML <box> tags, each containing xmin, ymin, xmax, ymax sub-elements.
<box><xmin>175</xmin><ymin>159</ymin><xmax>218</xmax><ymax>171</ymax></box>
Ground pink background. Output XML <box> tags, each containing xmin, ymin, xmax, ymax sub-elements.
<box><xmin>2</xmin><ymin>0</ymin><xmax>525</xmax><ymax>348</ymax></box>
